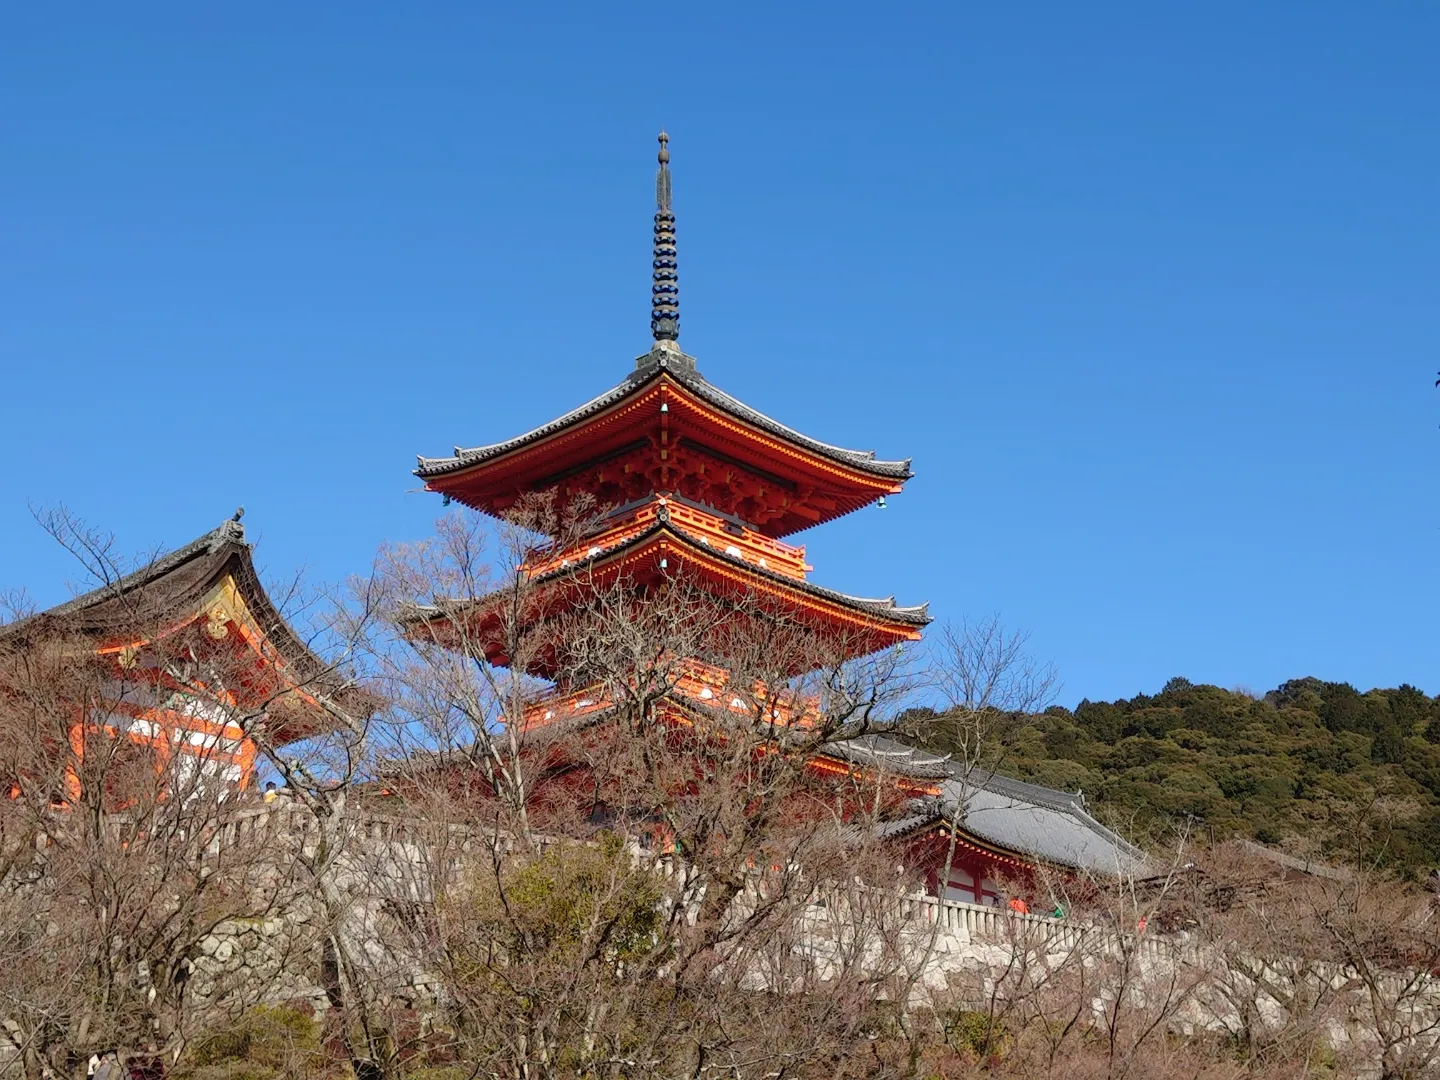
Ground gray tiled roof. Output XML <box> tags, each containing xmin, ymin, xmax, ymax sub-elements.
<box><xmin>947</xmin><ymin>776</ymin><xmax>1149</xmax><ymax>877</ymax></box>
<box><xmin>377</xmin><ymin>710</ymin><xmax>1144</xmax><ymax>876</ymax></box>
<box><xmin>42</xmin><ymin>519</ymin><xmax>247</xmax><ymax>618</ymax></box>
<box><xmin>825</xmin><ymin>734</ymin><xmax>952</xmax><ymax>778</ymax></box>
<box><xmin>828</xmin><ymin>734</ymin><xmax>1149</xmax><ymax>876</ymax></box>
<box><xmin>1238</xmin><ymin>839</ymin><xmax>1354</xmax><ymax>882</ymax></box>
<box><xmin>415</xmin><ymin>347</ymin><xmax>913</xmax><ymax>482</ymax></box>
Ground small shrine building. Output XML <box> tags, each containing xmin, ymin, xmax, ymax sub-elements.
<box><xmin>1</xmin><ymin>516</ymin><xmax>357</xmax><ymax>798</ymax></box>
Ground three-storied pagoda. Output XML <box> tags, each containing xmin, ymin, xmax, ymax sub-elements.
<box><xmin>411</xmin><ymin>136</ymin><xmax>1145</xmax><ymax>898</ymax></box>
<box><xmin>414</xmin><ymin>132</ymin><xmax>928</xmax><ymax>704</ymax></box>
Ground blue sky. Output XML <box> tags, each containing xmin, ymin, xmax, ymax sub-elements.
<box><xmin>2</xmin><ymin>4</ymin><xmax>1436</xmax><ymax>705</ymax></box>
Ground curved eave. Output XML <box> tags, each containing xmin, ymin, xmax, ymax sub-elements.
<box><xmin>674</xmin><ymin>364</ymin><xmax>912</xmax><ymax>481</ymax></box>
<box><xmin>6</xmin><ymin>519</ymin><xmax>368</xmax><ymax>746</ymax></box>
<box><xmin>921</xmin><ymin>825</ymin><xmax>1047</xmax><ymax>872</ymax></box>
<box><xmin>412</xmin><ymin>516</ymin><xmax>928</xmax><ymax>644</ymax></box>
<box><xmin>820</xmin><ymin>735</ymin><xmax>953</xmax><ymax>780</ymax></box>
<box><xmin>414</xmin><ymin>361</ymin><xmax>912</xmax><ymax>490</ymax></box>
<box><xmin>657</xmin><ymin>521</ymin><xmax>930</xmax><ymax>630</ymax></box>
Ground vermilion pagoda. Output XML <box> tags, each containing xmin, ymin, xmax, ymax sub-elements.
<box><xmin>412</xmin><ymin>135</ymin><xmax>1146</xmax><ymax>901</ymax></box>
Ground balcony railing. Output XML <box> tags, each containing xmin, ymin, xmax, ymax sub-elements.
<box><xmin>660</xmin><ymin>498</ymin><xmax>810</xmax><ymax>580</ymax></box>
<box><xmin>525</xmin><ymin>495</ymin><xmax>810</xmax><ymax>582</ymax></box>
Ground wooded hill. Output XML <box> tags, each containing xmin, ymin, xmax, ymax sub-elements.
<box><xmin>914</xmin><ymin>677</ymin><xmax>1440</xmax><ymax>876</ymax></box>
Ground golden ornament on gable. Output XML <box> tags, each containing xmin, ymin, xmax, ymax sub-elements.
<box><xmin>205</xmin><ymin>607</ymin><xmax>230</xmax><ymax>640</ymax></box>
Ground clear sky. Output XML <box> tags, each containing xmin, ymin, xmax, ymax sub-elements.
<box><xmin>2</xmin><ymin>4</ymin><xmax>1436</xmax><ymax>706</ymax></box>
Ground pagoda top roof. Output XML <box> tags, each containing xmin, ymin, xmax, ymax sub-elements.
<box><xmin>416</xmin><ymin>132</ymin><xmax>914</xmax><ymax>536</ymax></box>
<box><xmin>415</xmin><ymin>344</ymin><xmax>913</xmax><ymax>484</ymax></box>
<box><xmin>6</xmin><ymin>517</ymin><xmax>367</xmax><ymax>743</ymax></box>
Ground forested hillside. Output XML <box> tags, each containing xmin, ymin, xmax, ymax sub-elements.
<box><xmin>916</xmin><ymin>677</ymin><xmax>1440</xmax><ymax>875</ymax></box>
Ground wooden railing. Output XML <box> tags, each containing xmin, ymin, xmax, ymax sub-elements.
<box><xmin>660</xmin><ymin>498</ymin><xmax>810</xmax><ymax>580</ymax></box>
<box><xmin>525</xmin><ymin>496</ymin><xmax>810</xmax><ymax>582</ymax></box>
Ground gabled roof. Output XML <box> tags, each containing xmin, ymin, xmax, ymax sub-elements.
<box><xmin>40</xmin><ymin>518</ymin><xmax>250</xmax><ymax>626</ymax></box>
<box><xmin>6</xmin><ymin>518</ymin><xmax>368</xmax><ymax>742</ymax></box>
<box><xmin>415</xmin><ymin>346</ymin><xmax>913</xmax><ymax>483</ymax></box>
<box><xmin>826</xmin><ymin>734</ymin><xmax>1150</xmax><ymax>876</ymax></box>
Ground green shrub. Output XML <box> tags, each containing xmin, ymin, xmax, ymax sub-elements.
<box><xmin>945</xmin><ymin>1009</ymin><xmax>1010</xmax><ymax>1061</ymax></box>
<box><xmin>181</xmin><ymin>1064</ymin><xmax>280</xmax><ymax>1080</ymax></box>
<box><xmin>454</xmin><ymin>831</ymin><xmax>663</xmax><ymax>967</ymax></box>
<box><xmin>401</xmin><ymin>1069</ymin><xmax>480</xmax><ymax>1080</ymax></box>
<box><xmin>184</xmin><ymin>1005</ymin><xmax>320</xmax><ymax>1079</ymax></box>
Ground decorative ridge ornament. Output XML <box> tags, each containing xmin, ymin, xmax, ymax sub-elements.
<box><xmin>651</xmin><ymin>131</ymin><xmax>679</xmax><ymax>342</ymax></box>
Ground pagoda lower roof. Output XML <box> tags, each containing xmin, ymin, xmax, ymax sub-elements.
<box><xmin>414</xmin><ymin>345</ymin><xmax>912</xmax><ymax>538</ymax></box>
<box><xmin>4</xmin><ymin>518</ymin><xmax>367</xmax><ymax>745</ymax></box>
<box><xmin>407</xmin><ymin>506</ymin><xmax>928</xmax><ymax>672</ymax></box>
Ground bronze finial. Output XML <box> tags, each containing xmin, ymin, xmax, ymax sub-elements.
<box><xmin>651</xmin><ymin>131</ymin><xmax>679</xmax><ymax>341</ymax></box>
<box><xmin>654</xmin><ymin>130</ymin><xmax>673</xmax><ymax>212</ymax></box>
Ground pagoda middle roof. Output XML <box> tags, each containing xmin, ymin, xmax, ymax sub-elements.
<box><xmin>585</xmin><ymin>510</ymin><xmax>930</xmax><ymax>628</ymax></box>
<box><xmin>410</xmin><ymin>505</ymin><xmax>929</xmax><ymax>645</ymax></box>
<box><xmin>414</xmin><ymin>346</ymin><xmax>912</xmax><ymax>536</ymax></box>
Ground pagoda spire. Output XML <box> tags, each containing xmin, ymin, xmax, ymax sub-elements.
<box><xmin>650</xmin><ymin>131</ymin><xmax>679</xmax><ymax>342</ymax></box>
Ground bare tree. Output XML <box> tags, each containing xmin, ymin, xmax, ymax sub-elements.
<box><xmin>0</xmin><ymin>510</ymin><xmax>377</xmax><ymax>1080</ymax></box>
<box><xmin>0</xmin><ymin>604</ymin><xmax>287</xmax><ymax>1077</ymax></box>
<box><xmin>927</xmin><ymin>615</ymin><xmax>1059</xmax><ymax>779</ymax></box>
<box><xmin>336</xmin><ymin>501</ymin><xmax>936</xmax><ymax>1079</ymax></box>
<box><xmin>23</xmin><ymin>509</ymin><xmax>1440</xmax><ymax>1080</ymax></box>
<box><xmin>1178</xmin><ymin>844</ymin><xmax>1440</xmax><ymax>1080</ymax></box>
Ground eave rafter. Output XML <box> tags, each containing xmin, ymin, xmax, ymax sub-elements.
<box><xmin>419</xmin><ymin>372</ymin><xmax>908</xmax><ymax>537</ymax></box>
